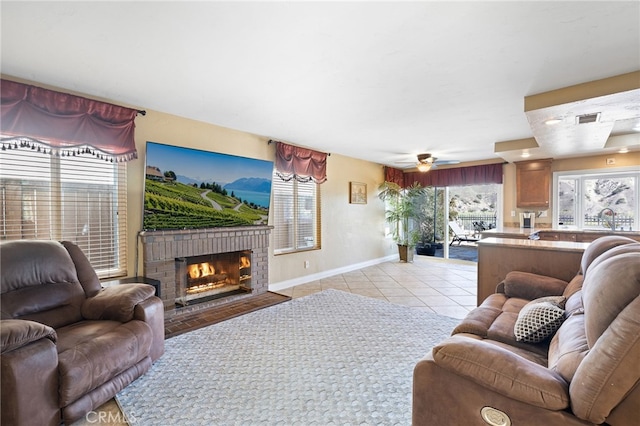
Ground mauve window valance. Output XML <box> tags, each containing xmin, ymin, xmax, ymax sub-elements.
<box><xmin>1</xmin><ymin>79</ymin><xmax>140</xmax><ymax>162</ymax></box>
<box><xmin>384</xmin><ymin>163</ymin><xmax>503</xmax><ymax>188</ymax></box>
<box><xmin>404</xmin><ymin>163</ymin><xmax>504</xmax><ymax>187</ymax></box>
<box><xmin>274</xmin><ymin>140</ymin><xmax>328</xmax><ymax>184</ymax></box>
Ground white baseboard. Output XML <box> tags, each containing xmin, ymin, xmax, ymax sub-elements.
<box><xmin>268</xmin><ymin>254</ymin><xmax>397</xmax><ymax>292</ymax></box>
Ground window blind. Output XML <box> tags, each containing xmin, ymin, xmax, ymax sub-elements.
<box><xmin>0</xmin><ymin>145</ymin><xmax>128</xmax><ymax>278</ymax></box>
<box><xmin>272</xmin><ymin>169</ymin><xmax>321</xmax><ymax>254</ymax></box>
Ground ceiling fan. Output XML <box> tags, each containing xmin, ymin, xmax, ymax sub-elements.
<box><xmin>395</xmin><ymin>153</ymin><xmax>460</xmax><ymax>172</ymax></box>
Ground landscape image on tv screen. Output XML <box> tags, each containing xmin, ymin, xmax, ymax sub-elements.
<box><xmin>143</xmin><ymin>141</ymin><xmax>273</xmax><ymax>230</ymax></box>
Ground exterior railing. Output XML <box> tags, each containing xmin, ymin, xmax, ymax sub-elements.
<box><xmin>452</xmin><ymin>213</ymin><xmax>634</xmax><ymax>232</ymax></box>
<box><xmin>454</xmin><ymin>214</ymin><xmax>497</xmax><ymax>233</ymax></box>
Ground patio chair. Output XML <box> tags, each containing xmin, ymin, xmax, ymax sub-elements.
<box><xmin>448</xmin><ymin>221</ymin><xmax>479</xmax><ymax>246</ymax></box>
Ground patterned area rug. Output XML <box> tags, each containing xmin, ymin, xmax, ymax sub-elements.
<box><xmin>117</xmin><ymin>289</ymin><xmax>460</xmax><ymax>425</ymax></box>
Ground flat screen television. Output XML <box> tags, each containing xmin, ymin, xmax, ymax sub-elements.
<box><xmin>143</xmin><ymin>141</ymin><xmax>273</xmax><ymax>230</ymax></box>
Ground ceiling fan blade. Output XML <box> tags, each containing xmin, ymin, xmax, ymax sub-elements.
<box><xmin>433</xmin><ymin>160</ymin><xmax>461</xmax><ymax>166</ymax></box>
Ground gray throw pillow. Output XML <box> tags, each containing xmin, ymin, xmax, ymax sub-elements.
<box><xmin>514</xmin><ymin>296</ymin><xmax>566</xmax><ymax>343</ymax></box>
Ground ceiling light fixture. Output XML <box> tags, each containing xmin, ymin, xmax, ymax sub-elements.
<box><xmin>416</xmin><ymin>153</ymin><xmax>436</xmax><ymax>172</ymax></box>
<box><xmin>544</xmin><ymin>117</ymin><xmax>563</xmax><ymax>125</ymax></box>
<box><xmin>416</xmin><ymin>162</ymin><xmax>432</xmax><ymax>172</ymax></box>
<box><xmin>618</xmin><ymin>147</ymin><xmax>629</xmax><ymax>154</ymax></box>
<box><xmin>521</xmin><ymin>150</ymin><xmax>531</xmax><ymax>158</ymax></box>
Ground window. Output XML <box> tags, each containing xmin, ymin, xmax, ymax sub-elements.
<box><xmin>554</xmin><ymin>168</ymin><xmax>639</xmax><ymax>231</ymax></box>
<box><xmin>449</xmin><ymin>183</ymin><xmax>501</xmax><ymax>232</ymax></box>
<box><xmin>0</xmin><ymin>145</ymin><xmax>128</xmax><ymax>278</ymax></box>
<box><xmin>272</xmin><ymin>170</ymin><xmax>321</xmax><ymax>254</ymax></box>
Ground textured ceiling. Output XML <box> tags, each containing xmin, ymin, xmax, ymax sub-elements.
<box><xmin>1</xmin><ymin>1</ymin><xmax>639</xmax><ymax>169</ymax></box>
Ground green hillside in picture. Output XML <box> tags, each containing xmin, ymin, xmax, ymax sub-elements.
<box><xmin>143</xmin><ymin>179</ymin><xmax>269</xmax><ymax>230</ymax></box>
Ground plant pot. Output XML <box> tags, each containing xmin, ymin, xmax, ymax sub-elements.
<box><xmin>416</xmin><ymin>243</ymin><xmax>437</xmax><ymax>256</ymax></box>
<box><xmin>397</xmin><ymin>244</ymin><xmax>415</xmax><ymax>262</ymax></box>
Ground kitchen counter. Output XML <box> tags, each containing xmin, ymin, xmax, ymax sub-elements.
<box><xmin>481</xmin><ymin>227</ymin><xmax>536</xmax><ymax>239</ymax></box>
<box><xmin>476</xmin><ymin>237</ymin><xmax>589</xmax><ymax>305</ymax></box>
<box><xmin>476</xmin><ymin>230</ymin><xmax>639</xmax><ymax>304</ymax></box>
<box><xmin>481</xmin><ymin>227</ymin><xmax>640</xmax><ymax>242</ymax></box>
<box><xmin>478</xmin><ymin>237</ymin><xmax>590</xmax><ymax>251</ymax></box>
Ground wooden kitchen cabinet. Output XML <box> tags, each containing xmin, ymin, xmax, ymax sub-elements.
<box><xmin>516</xmin><ymin>159</ymin><xmax>552</xmax><ymax>208</ymax></box>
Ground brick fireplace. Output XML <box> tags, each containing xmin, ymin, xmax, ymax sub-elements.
<box><xmin>139</xmin><ymin>226</ymin><xmax>272</xmax><ymax>315</ymax></box>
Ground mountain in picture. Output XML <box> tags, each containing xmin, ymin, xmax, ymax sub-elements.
<box><xmin>175</xmin><ymin>174</ymin><xmax>223</xmax><ymax>186</ymax></box>
<box><xmin>224</xmin><ymin>177</ymin><xmax>271</xmax><ymax>193</ymax></box>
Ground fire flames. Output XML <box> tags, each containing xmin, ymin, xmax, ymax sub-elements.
<box><xmin>188</xmin><ymin>262</ymin><xmax>215</xmax><ymax>279</ymax></box>
<box><xmin>183</xmin><ymin>254</ymin><xmax>249</xmax><ymax>299</ymax></box>
<box><xmin>239</xmin><ymin>256</ymin><xmax>251</xmax><ymax>269</ymax></box>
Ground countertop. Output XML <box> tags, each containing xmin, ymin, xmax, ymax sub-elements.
<box><xmin>481</xmin><ymin>227</ymin><xmax>536</xmax><ymax>238</ymax></box>
<box><xmin>533</xmin><ymin>228</ymin><xmax>640</xmax><ymax>236</ymax></box>
<box><xmin>478</xmin><ymin>237</ymin><xmax>591</xmax><ymax>252</ymax></box>
<box><xmin>481</xmin><ymin>227</ymin><xmax>640</xmax><ymax>239</ymax></box>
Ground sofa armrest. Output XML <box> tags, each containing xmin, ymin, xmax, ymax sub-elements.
<box><xmin>431</xmin><ymin>334</ymin><xmax>569</xmax><ymax>410</ymax></box>
<box><xmin>1</xmin><ymin>320</ymin><xmax>60</xmax><ymax>425</ymax></box>
<box><xmin>1</xmin><ymin>319</ymin><xmax>57</xmax><ymax>354</ymax></box>
<box><xmin>503</xmin><ymin>271</ymin><xmax>568</xmax><ymax>300</ymax></box>
<box><xmin>81</xmin><ymin>284</ymin><xmax>155</xmax><ymax>322</ymax></box>
<box><xmin>134</xmin><ymin>296</ymin><xmax>165</xmax><ymax>362</ymax></box>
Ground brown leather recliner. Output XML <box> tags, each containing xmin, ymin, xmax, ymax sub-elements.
<box><xmin>1</xmin><ymin>240</ymin><xmax>165</xmax><ymax>425</ymax></box>
<box><xmin>413</xmin><ymin>236</ymin><xmax>640</xmax><ymax>425</ymax></box>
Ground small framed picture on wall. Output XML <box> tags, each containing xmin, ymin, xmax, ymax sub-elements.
<box><xmin>349</xmin><ymin>182</ymin><xmax>367</xmax><ymax>204</ymax></box>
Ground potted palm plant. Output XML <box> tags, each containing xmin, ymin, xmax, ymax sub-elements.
<box><xmin>415</xmin><ymin>220</ymin><xmax>437</xmax><ymax>256</ymax></box>
<box><xmin>378</xmin><ymin>181</ymin><xmax>426</xmax><ymax>262</ymax></box>
<box><xmin>414</xmin><ymin>187</ymin><xmax>438</xmax><ymax>256</ymax></box>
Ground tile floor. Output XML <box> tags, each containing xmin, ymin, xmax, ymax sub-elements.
<box><xmin>275</xmin><ymin>255</ymin><xmax>477</xmax><ymax>319</ymax></box>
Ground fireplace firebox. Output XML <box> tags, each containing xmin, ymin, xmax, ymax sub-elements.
<box><xmin>175</xmin><ymin>250</ymin><xmax>252</xmax><ymax>307</ymax></box>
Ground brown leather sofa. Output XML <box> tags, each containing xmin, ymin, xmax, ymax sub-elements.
<box><xmin>1</xmin><ymin>240</ymin><xmax>165</xmax><ymax>425</ymax></box>
<box><xmin>413</xmin><ymin>236</ymin><xmax>640</xmax><ymax>425</ymax></box>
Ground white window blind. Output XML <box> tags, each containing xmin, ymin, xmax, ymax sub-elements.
<box><xmin>0</xmin><ymin>145</ymin><xmax>128</xmax><ymax>278</ymax></box>
<box><xmin>272</xmin><ymin>170</ymin><xmax>321</xmax><ymax>254</ymax></box>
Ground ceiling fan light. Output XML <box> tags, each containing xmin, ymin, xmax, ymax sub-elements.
<box><xmin>417</xmin><ymin>162</ymin><xmax>432</xmax><ymax>172</ymax></box>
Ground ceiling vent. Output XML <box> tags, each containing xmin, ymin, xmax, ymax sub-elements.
<box><xmin>576</xmin><ymin>113</ymin><xmax>601</xmax><ymax>124</ymax></box>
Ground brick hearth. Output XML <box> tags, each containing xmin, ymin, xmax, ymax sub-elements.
<box><xmin>139</xmin><ymin>226</ymin><xmax>272</xmax><ymax>316</ymax></box>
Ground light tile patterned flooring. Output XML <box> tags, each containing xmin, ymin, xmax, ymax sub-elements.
<box><xmin>276</xmin><ymin>256</ymin><xmax>477</xmax><ymax>319</ymax></box>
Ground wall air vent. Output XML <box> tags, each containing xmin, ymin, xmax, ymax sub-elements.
<box><xmin>576</xmin><ymin>113</ymin><xmax>601</xmax><ymax>124</ymax></box>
